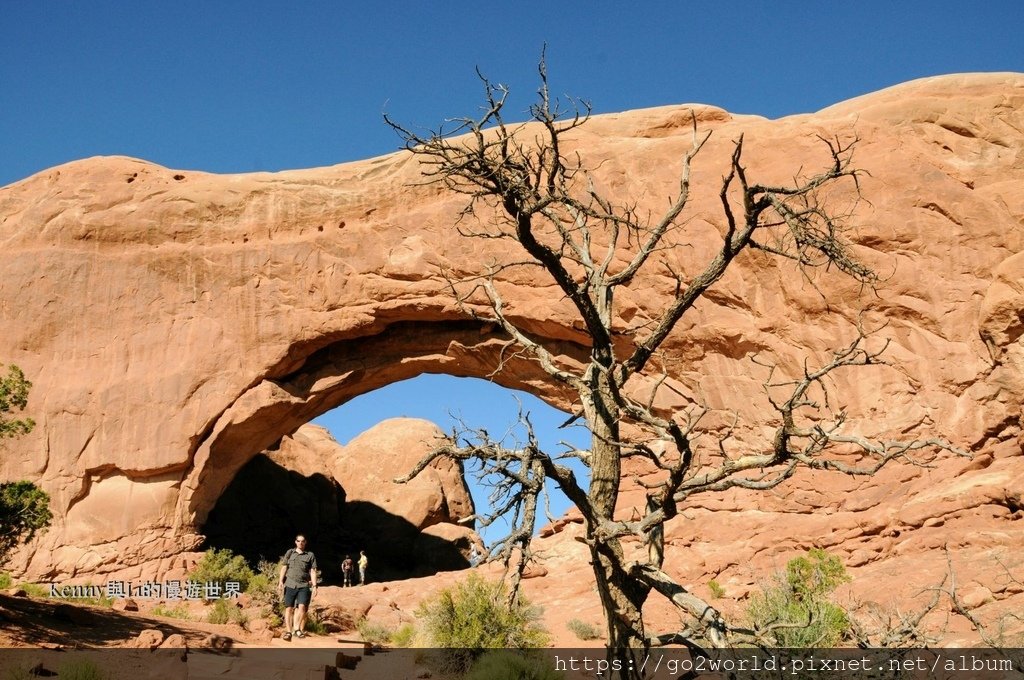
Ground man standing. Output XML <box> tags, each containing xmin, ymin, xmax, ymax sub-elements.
<box><xmin>358</xmin><ymin>550</ymin><xmax>368</xmax><ymax>585</ymax></box>
<box><xmin>278</xmin><ymin>534</ymin><xmax>318</xmax><ymax>641</ymax></box>
<box><xmin>341</xmin><ymin>554</ymin><xmax>354</xmax><ymax>587</ymax></box>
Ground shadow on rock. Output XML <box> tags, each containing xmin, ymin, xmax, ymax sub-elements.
<box><xmin>201</xmin><ymin>454</ymin><xmax>469</xmax><ymax>582</ymax></box>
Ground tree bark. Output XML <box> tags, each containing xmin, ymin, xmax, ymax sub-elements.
<box><xmin>586</xmin><ymin>369</ymin><xmax>653</xmax><ymax>672</ymax></box>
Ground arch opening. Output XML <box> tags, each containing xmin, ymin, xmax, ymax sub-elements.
<box><xmin>191</xmin><ymin>321</ymin><xmax>592</xmax><ymax>584</ymax></box>
<box><xmin>199</xmin><ymin>442</ymin><xmax>474</xmax><ymax>583</ymax></box>
<box><xmin>312</xmin><ymin>374</ymin><xmax>593</xmax><ymax>545</ymax></box>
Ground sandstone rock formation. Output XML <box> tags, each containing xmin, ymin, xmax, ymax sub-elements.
<box><xmin>0</xmin><ymin>73</ymin><xmax>1022</xmax><ymax>637</ymax></box>
<box><xmin>326</xmin><ymin>418</ymin><xmax>473</xmax><ymax>532</ymax></box>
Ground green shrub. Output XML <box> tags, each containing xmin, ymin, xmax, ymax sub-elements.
<box><xmin>207</xmin><ymin>598</ymin><xmax>247</xmax><ymax>626</ymax></box>
<box><xmin>708</xmin><ymin>579</ymin><xmax>726</xmax><ymax>599</ymax></box>
<box><xmin>0</xmin><ymin>364</ymin><xmax>35</xmax><ymax>439</ymax></box>
<box><xmin>190</xmin><ymin>548</ymin><xmax>255</xmax><ymax>593</ymax></box>
<box><xmin>465</xmin><ymin>650</ymin><xmax>560</xmax><ymax>680</ymax></box>
<box><xmin>416</xmin><ymin>573</ymin><xmax>550</xmax><ymax>650</ymax></box>
<box><xmin>207</xmin><ymin>599</ymin><xmax>231</xmax><ymax>625</ymax></box>
<box><xmin>261</xmin><ymin>606</ymin><xmax>283</xmax><ymax>629</ymax></box>
<box><xmin>748</xmin><ymin>548</ymin><xmax>851</xmax><ymax>647</ymax></box>
<box><xmin>411</xmin><ymin>573</ymin><xmax>548</xmax><ymax>680</ymax></box>
<box><xmin>305</xmin><ymin>614</ymin><xmax>327</xmax><ymax>635</ymax></box>
<box><xmin>17</xmin><ymin>582</ymin><xmax>48</xmax><ymax>598</ymax></box>
<box><xmin>56</xmin><ymin>659</ymin><xmax>104</xmax><ymax>680</ymax></box>
<box><xmin>785</xmin><ymin>548</ymin><xmax>849</xmax><ymax>597</ymax></box>
<box><xmin>0</xmin><ymin>480</ymin><xmax>52</xmax><ymax>563</ymax></box>
<box><xmin>247</xmin><ymin>558</ymin><xmax>280</xmax><ymax>606</ymax></box>
<box><xmin>356</xmin><ymin>618</ymin><xmax>393</xmax><ymax>646</ymax></box>
<box><xmin>566</xmin><ymin>618</ymin><xmax>600</xmax><ymax>641</ymax></box>
<box><xmin>390</xmin><ymin>623</ymin><xmax>417</xmax><ymax>648</ymax></box>
<box><xmin>415</xmin><ymin>575</ymin><xmax>550</xmax><ymax>677</ymax></box>
<box><xmin>0</xmin><ymin>572</ymin><xmax>11</xmax><ymax>589</ymax></box>
<box><xmin>0</xmin><ymin>367</ymin><xmax>53</xmax><ymax>565</ymax></box>
<box><xmin>151</xmin><ymin>603</ymin><xmax>191</xmax><ymax>620</ymax></box>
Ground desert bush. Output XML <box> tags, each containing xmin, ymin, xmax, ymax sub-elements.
<box><xmin>151</xmin><ymin>603</ymin><xmax>191</xmax><ymax>620</ymax></box>
<box><xmin>748</xmin><ymin>548</ymin><xmax>850</xmax><ymax>647</ymax></box>
<box><xmin>786</xmin><ymin>548</ymin><xmax>849</xmax><ymax>599</ymax></box>
<box><xmin>566</xmin><ymin>618</ymin><xmax>601</xmax><ymax>641</ymax></box>
<box><xmin>390</xmin><ymin>622</ymin><xmax>417</xmax><ymax>648</ymax></box>
<box><xmin>262</xmin><ymin>606</ymin><xmax>283</xmax><ymax>629</ymax></box>
<box><xmin>416</xmin><ymin>573</ymin><xmax>549</xmax><ymax>650</ymax></box>
<box><xmin>305</xmin><ymin>613</ymin><xmax>327</xmax><ymax>635</ymax></box>
<box><xmin>708</xmin><ymin>579</ymin><xmax>726</xmax><ymax>599</ymax></box>
<box><xmin>356</xmin><ymin>618</ymin><xmax>393</xmax><ymax>646</ymax></box>
<box><xmin>0</xmin><ymin>572</ymin><xmax>10</xmax><ymax>589</ymax></box>
<box><xmin>415</xmin><ymin>574</ymin><xmax>549</xmax><ymax>676</ymax></box>
<box><xmin>207</xmin><ymin>599</ymin><xmax>231</xmax><ymax>625</ymax></box>
<box><xmin>189</xmin><ymin>548</ymin><xmax>255</xmax><ymax>593</ymax></box>
<box><xmin>207</xmin><ymin>598</ymin><xmax>247</xmax><ymax>626</ymax></box>
<box><xmin>0</xmin><ymin>481</ymin><xmax>52</xmax><ymax>564</ymax></box>
<box><xmin>17</xmin><ymin>582</ymin><xmax>48</xmax><ymax>598</ymax></box>
<box><xmin>246</xmin><ymin>558</ymin><xmax>281</xmax><ymax>606</ymax></box>
<box><xmin>0</xmin><ymin>368</ymin><xmax>53</xmax><ymax>564</ymax></box>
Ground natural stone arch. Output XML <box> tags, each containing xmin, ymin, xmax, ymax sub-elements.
<box><xmin>177</xmin><ymin>319</ymin><xmax>588</xmax><ymax>533</ymax></box>
<box><xmin>0</xmin><ymin>73</ymin><xmax>1021</xmax><ymax>585</ymax></box>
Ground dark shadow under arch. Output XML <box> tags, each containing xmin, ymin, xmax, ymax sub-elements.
<box><xmin>201</xmin><ymin>453</ymin><xmax>470</xmax><ymax>583</ymax></box>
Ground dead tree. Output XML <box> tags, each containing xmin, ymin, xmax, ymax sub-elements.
<box><xmin>849</xmin><ymin>550</ymin><xmax>1023</xmax><ymax>675</ymax></box>
<box><xmin>387</xmin><ymin>57</ymin><xmax>964</xmax><ymax>666</ymax></box>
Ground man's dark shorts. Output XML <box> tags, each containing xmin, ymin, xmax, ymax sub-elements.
<box><xmin>283</xmin><ymin>586</ymin><xmax>311</xmax><ymax>607</ymax></box>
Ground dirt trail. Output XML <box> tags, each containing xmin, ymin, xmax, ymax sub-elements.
<box><xmin>0</xmin><ymin>593</ymin><xmax>421</xmax><ymax>678</ymax></box>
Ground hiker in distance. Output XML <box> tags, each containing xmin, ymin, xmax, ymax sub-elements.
<box><xmin>278</xmin><ymin>534</ymin><xmax>319</xmax><ymax>640</ymax></box>
<box><xmin>341</xmin><ymin>554</ymin><xmax>354</xmax><ymax>587</ymax></box>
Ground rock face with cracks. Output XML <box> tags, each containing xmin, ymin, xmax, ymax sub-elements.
<box><xmin>0</xmin><ymin>74</ymin><xmax>1022</xmax><ymax>633</ymax></box>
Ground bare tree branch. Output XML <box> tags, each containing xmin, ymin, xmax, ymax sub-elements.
<box><xmin>630</xmin><ymin>562</ymin><xmax>728</xmax><ymax>648</ymax></box>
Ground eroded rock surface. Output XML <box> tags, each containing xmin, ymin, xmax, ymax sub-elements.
<box><xmin>0</xmin><ymin>73</ymin><xmax>1022</xmax><ymax>634</ymax></box>
<box><xmin>325</xmin><ymin>418</ymin><xmax>473</xmax><ymax>532</ymax></box>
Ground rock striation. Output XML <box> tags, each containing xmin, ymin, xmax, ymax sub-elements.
<box><xmin>0</xmin><ymin>73</ymin><xmax>1022</xmax><ymax>633</ymax></box>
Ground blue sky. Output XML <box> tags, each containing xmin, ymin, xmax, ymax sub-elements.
<box><xmin>4</xmin><ymin>2</ymin><xmax>1022</xmax><ymax>187</ymax></box>
<box><xmin>4</xmin><ymin>2</ymin><xmax>1023</xmax><ymax>541</ymax></box>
